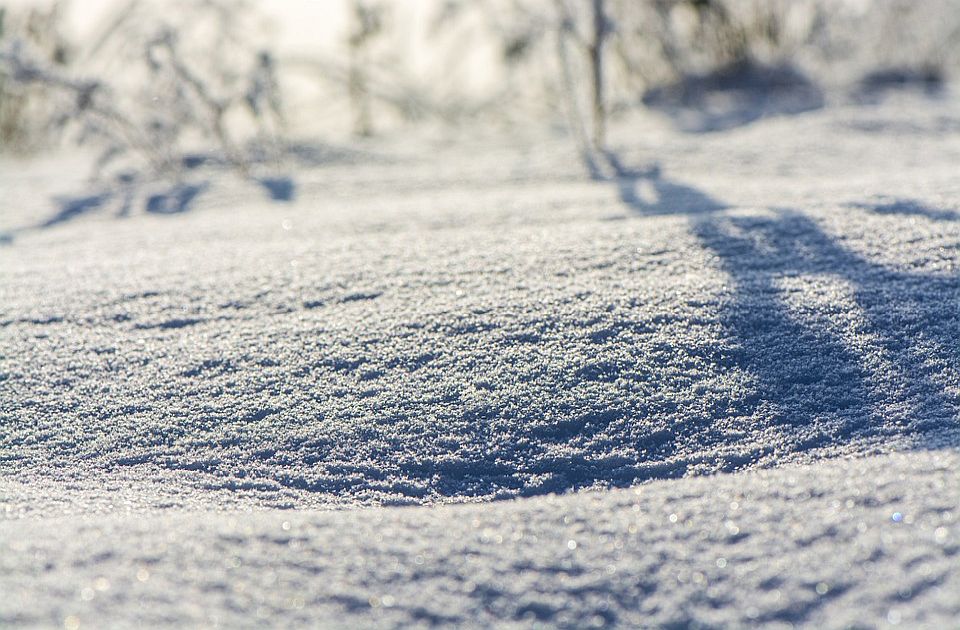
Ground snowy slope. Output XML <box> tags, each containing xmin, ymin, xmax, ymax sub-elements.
<box><xmin>2</xmin><ymin>92</ymin><xmax>960</xmax><ymax>626</ymax></box>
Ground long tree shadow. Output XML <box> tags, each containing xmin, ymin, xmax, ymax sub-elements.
<box><xmin>703</xmin><ymin>209</ymin><xmax>959</xmax><ymax>446</ymax></box>
<box><xmin>614</xmin><ymin>163</ymin><xmax>960</xmax><ymax>456</ymax></box>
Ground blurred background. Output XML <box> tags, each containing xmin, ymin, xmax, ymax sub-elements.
<box><xmin>0</xmin><ymin>0</ymin><xmax>957</xmax><ymax>182</ymax></box>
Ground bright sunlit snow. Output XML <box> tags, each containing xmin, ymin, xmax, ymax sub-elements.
<box><xmin>3</xmin><ymin>91</ymin><xmax>960</xmax><ymax>626</ymax></box>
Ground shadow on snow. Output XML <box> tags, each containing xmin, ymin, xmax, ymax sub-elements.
<box><xmin>1</xmin><ymin>144</ymin><xmax>334</xmax><ymax>240</ymax></box>
<box><xmin>609</xmin><ymin>159</ymin><xmax>959</xmax><ymax>461</ymax></box>
<box><xmin>641</xmin><ymin>61</ymin><xmax>825</xmax><ymax>133</ymax></box>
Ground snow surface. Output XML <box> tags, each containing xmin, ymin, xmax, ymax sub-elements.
<box><xmin>2</xmin><ymin>92</ymin><xmax>960</xmax><ymax>627</ymax></box>
<box><xmin>2</xmin><ymin>450</ymin><xmax>958</xmax><ymax>628</ymax></box>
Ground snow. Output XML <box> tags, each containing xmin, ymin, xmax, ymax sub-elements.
<box><xmin>2</xmin><ymin>92</ymin><xmax>960</xmax><ymax>626</ymax></box>
<box><xmin>2</xmin><ymin>450</ymin><xmax>958</xmax><ymax>628</ymax></box>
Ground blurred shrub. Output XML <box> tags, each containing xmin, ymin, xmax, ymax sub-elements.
<box><xmin>0</xmin><ymin>2</ymin><xmax>73</xmax><ymax>152</ymax></box>
<box><xmin>0</xmin><ymin>0</ymin><xmax>283</xmax><ymax>182</ymax></box>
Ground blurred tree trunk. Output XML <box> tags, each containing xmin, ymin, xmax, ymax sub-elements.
<box><xmin>555</xmin><ymin>0</ymin><xmax>609</xmax><ymax>177</ymax></box>
<box><xmin>348</xmin><ymin>1</ymin><xmax>382</xmax><ymax>138</ymax></box>
<box><xmin>589</xmin><ymin>0</ymin><xmax>607</xmax><ymax>151</ymax></box>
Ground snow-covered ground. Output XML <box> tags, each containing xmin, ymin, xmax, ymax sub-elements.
<box><xmin>2</xmin><ymin>92</ymin><xmax>960</xmax><ymax>627</ymax></box>
<box><xmin>3</xmin><ymin>450</ymin><xmax>957</xmax><ymax>628</ymax></box>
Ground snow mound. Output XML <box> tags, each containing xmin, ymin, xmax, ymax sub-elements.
<box><xmin>3</xmin><ymin>96</ymin><xmax>960</xmax><ymax>509</ymax></box>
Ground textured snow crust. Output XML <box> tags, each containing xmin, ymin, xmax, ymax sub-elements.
<box><xmin>2</xmin><ymin>451</ymin><xmax>958</xmax><ymax>628</ymax></box>
<box><xmin>2</xmin><ymin>93</ymin><xmax>960</xmax><ymax>627</ymax></box>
